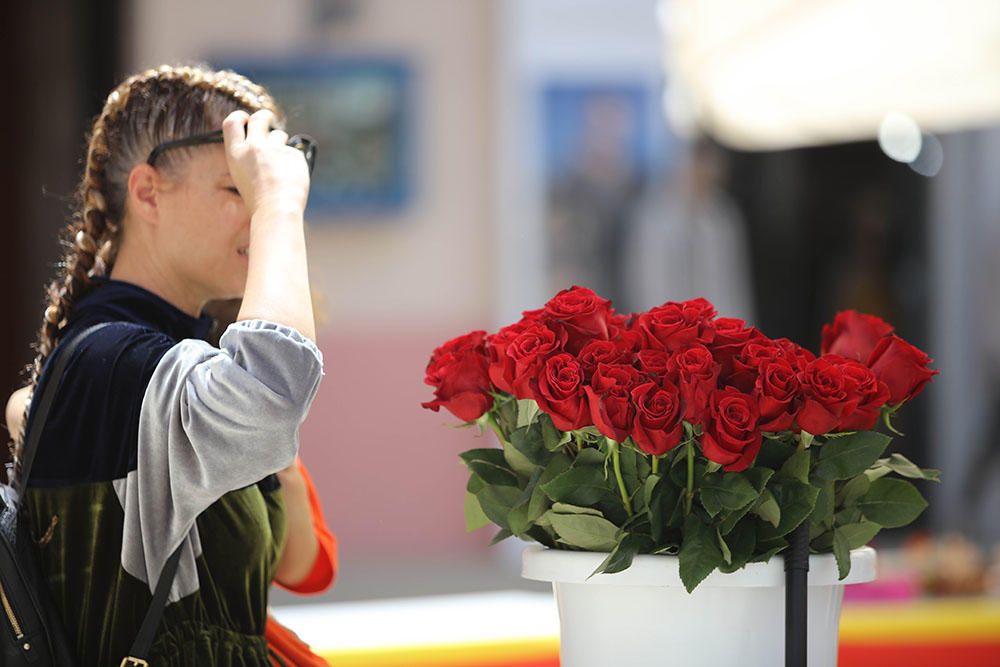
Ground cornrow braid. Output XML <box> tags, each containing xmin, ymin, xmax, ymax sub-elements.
<box><xmin>10</xmin><ymin>64</ymin><xmax>281</xmax><ymax>471</ymax></box>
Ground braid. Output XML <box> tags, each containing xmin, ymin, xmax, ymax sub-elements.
<box><xmin>10</xmin><ymin>63</ymin><xmax>280</xmax><ymax>470</ymax></box>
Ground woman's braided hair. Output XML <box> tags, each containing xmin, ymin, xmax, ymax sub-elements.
<box><xmin>10</xmin><ymin>64</ymin><xmax>282</xmax><ymax>469</ymax></box>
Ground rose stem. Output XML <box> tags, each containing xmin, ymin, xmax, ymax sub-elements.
<box><xmin>608</xmin><ymin>438</ymin><xmax>633</xmax><ymax>517</ymax></box>
<box><xmin>685</xmin><ymin>438</ymin><xmax>695</xmax><ymax>515</ymax></box>
<box><xmin>485</xmin><ymin>412</ymin><xmax>508</xmax><ymax>446</ymax></box>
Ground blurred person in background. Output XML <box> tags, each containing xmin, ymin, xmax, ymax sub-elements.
<box><xmin>546</xmin><ymin>93</ymin><xmax>644</xmax><ymax>306</ymax></box>
<box><xmin>623</xmin><ymin>136</ymin><xmax>756</xmax><ymax>321</ymax></box>
<box><xmin>3</xmin><ymin>64</ymin><xmax>323</xmax><ymax>664</ymax></box>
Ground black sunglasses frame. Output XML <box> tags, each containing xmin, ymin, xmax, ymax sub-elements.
<box><xmin>146</xmin><ymin>130</ymin><xmax>317</xmax><ymax>175</ymax></box>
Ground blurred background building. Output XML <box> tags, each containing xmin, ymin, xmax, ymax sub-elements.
<box><xmin>2</xmin><ymin>0</ymin><xmax>1000</xmax><ymax>659</ymax></box>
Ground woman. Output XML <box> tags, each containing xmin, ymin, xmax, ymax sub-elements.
<box><xmin>3</xmin><ymin>64</ymin><xmax>324</xmax><ymax>664</ymax></box>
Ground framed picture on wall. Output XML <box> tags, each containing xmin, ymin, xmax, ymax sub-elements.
<box><xmin>215</xmin><ymin>56</ymin><xmax>414</xmax><ymax>217</ymax></box>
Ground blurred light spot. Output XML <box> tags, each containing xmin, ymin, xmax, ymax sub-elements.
<box><xmin>879</xmin><ymin>112</ymin><xmax>923</xmax><ymax>163</ymax></box>
<box><xmin>909</xmin><ymin>133</ymin><xmax>944</xmax><ymax>177</ymax></box>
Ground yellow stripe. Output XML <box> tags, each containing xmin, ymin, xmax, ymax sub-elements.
<box><xmin>317</xmin><ymin>637</ymin><xmax>559</xmax><ymax>667</ymax></box>
<box><xmin>311</xmin><ymin>600</ymin><xmax>1000</xmax><ymax>665</ymax></box>
<box><xmin>840</xmin><ymin>599</ymin><xmax>1000</xmax><ymax>643</ymax></box>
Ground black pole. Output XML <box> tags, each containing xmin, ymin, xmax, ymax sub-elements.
<box><xmin>785</xmin><ymin>521</ymin><xmax>810</xmax><ymax>667</ymax></box>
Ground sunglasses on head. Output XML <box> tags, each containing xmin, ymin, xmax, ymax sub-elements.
<box><xmin>146</xmin><ymin>130</ymin><xmax>317</xmax><ymax>175</ymax></box>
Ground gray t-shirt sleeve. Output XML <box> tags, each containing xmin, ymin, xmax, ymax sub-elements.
<box><xmin>114</xmin><ymin>319</ymin><xmax>324</xmax><ymax>600</ymax></box>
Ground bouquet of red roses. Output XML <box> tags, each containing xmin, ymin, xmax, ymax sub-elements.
<box><xmin>422</xmin><ymin>286</ymin><xmax>939</xmax><ymax>591</ymax></box>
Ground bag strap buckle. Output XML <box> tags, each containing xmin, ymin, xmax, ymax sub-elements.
<box><xmin>120</xmin><ymin>658</ymin><xmax>149</xmax><ymax>667</ymax></box>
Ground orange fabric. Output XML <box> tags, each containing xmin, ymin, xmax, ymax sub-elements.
<box><xmin>276</xmin><ymin>458</ymin><xmax>338</xmax><ymax>594</ymax></box>
<box><xmin>265</xmin><ymin>614</ymin><xmax>330</xmax><ymax>666</ymax></box>
<box><xmin>267</xmin><ymin>457</ymin><xmax>338</xmax><ymax>665</ymax></box>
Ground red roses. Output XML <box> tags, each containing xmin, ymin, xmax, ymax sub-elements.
<box><xmin>424</xmin><ymin>289</ymin><xmax>938</xmax><ymax>473</ymax></box>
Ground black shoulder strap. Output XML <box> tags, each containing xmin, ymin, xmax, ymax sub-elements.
<box><xmin>14</xmin><ymin>321</ymin><xmax>184</xmax><ymax>664</ymax></box>
<box><xmin>17</xmin><ymin>322</ymin><xmax>112</xmax><ymax>495</ymax></box>
<box><xmin>124</xmin><ymin>544</ymin><xmax>182</xmax><ymax>663</ymax></box>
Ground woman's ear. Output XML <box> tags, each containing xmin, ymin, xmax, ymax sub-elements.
<box><xmin>126</xmin><ymin>163</ymin><xmax>164</xmax><ymax>225</ymax></box>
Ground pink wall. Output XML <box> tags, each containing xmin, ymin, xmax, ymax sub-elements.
<box><xmin>298</xmin><ymin>331</ymin><xmax>493</xmax><ymax>558</ymax></box>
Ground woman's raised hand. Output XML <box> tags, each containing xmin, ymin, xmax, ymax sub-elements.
<box><xmin>222</xmin><ymin>109</ymin><xmax>310</xmax><ymax>215</ymax></box>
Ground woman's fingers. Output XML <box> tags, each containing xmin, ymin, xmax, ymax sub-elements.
<box><xmin>222</xmin><ymin>110</ymin><xmax>250</xmax><ymax>148</ymax></box>
<box><xmin>268</xmin><ymin>129</ymin><xmax>289</xmax><ymax>146</ymax></box>
<box><xmin>246</xmin><ymin>109</ymin><xmax>274</xmax><ymax>141</ymax></box>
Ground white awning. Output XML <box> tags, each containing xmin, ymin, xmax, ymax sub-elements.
<box><xmin>660</xmin><ymin>0</ymin><xmax>1000</xmax><ymax>150</ymax></box>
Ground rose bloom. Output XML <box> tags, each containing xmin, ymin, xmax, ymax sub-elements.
<box><xmin>701</xmin><ymin>387</ymin><xmax>762</xmax><ymax>472</ymax></box>
<box><xmin>867</xmin><ymin>334</ymin><xmax>939</xmax><ymax>405</ymax></box>
<box><xmin>837</xmin><ymin>360</ymin><xmax>891</xmax><ymax>431</ymax></box>
<box><xmin>540</xmin><ymin>285</ymin><xmax>614</xmax><ymax>354</ymax></box>
<box><xmin>422</xmin><ymin>331</ymin><xmax>493</xmax><ymax>422</ymax></box>
<box><xmin>636</xmin><ymin>348</ymin><xmax>672</xmax><ymax>378</ymax></box>
<box><xmin>578</xmin><ymin>339</ymin><xmax>636</xmax><ymax>378</ymax></box>
<box><xmin>755</xmin><ymin>359</ymin><xmax>801</xmax><ymax>432</ymax></box>
<box><xmin>636</xmin><ymin>298</ymin><xmax>717</xmax><ymax>353</ymax></box>
<box><xmin>486</xmin><ymin>320</ymin><xmax>531</xmax><ymax>393</ymax></box>
<box><xmin>669</xmin><ymin>344</ymin><xmax>720</xmax><ymax>424</ymax></box>
<box><xmin>710</xmin><ymin>317</ymin><xmax>764</xmax><ymax>376</ymax></box>
<box><xmin>521</xmin><ymin>353</ymin><xmax>592</xmax><ymax>431</ymax></box>
<box><xmin>584</xmin><ymin>363</ymin><xmax>641</xmax><ymax>443</ymax></box>
<box><xmin>507</xmin><ymin>322</ymin><xmax>564</xmax><ymax>378</ymax></box>
<box><xmin>727</xmin><ymin>340</ymin><xmax>785</xmax><ymax>393</ymax></box>
<box><xmin>630</xmin><ymin>379</ymin><xmax>684</xmax><ymax>455</ymax></box>
<box><xmin>821</xmin><ymin>310</ymin><xmax>894</xmax><ymax>362</ymax></box>
<box><xmin>796</xmin><ymin>355</ymin><xmax>868</xmax><ymax>435</ymax></box>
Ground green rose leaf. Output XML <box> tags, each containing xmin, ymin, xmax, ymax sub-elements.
<box><xmin>527</xmin><ymin>453</ymin><xmax>572</xmax><ymax>522</ymax></box>
<box><xmin>857</xmin><ymin>478</ymin><xmax>928</xmax><ymax>528</ymax></box>
<box><xmin>832</xmin><ymin>528</ymin><xmax>851</xmax><ymax>580</ymax></box>
<box><xmin>467</xmin><ymin>474</ymin><xmax>485</xmax><ymax>494</ymax></box>
<box><xmin>550</xmin><ymin>503</ymin><xmax>604</xmax><ymax>516</ymax></box>
<box><xmin>717</xmin><ymin>527</ymin><xmax>732</xmax><ymax>565</ymax></box>
<box><xmin>508</xmin><ymin>503</ymin><xmax>531</xmax><ymax>536</ymax></box>
<box><xmin>751</xmin><ymin>488</ymin><xmax>782</xmax><ymax>528</ymax></box>
<box><xmin>549</xmin><ymin>512</ymin><xmax>620</xmax><ymax>551</ymax></box>
<box><xmin>837</xmin><ymin>473</ymin><xmax>871</xmax><ymax>507</ymax></box>
<box><xmin>509</xmin><ymin>423</ymin><xmax>549</xmax><ymax>466</ymax></box>
<box><xmin>756</xmin><ymin>437</ymin><xmax>796</xmax><ymax>470</ymax></box>
<box><xmin>864</xmin><ymin>465</ymin><xmax>893</xmax><ymax>482</ymax></box>
<box><xmin>780</xmin><ymin>449</ymin><xmax>811</xmax><ymax>484</ymax></box>
<box><xmin>503</xmin><ymin>438</ymin><xmax>537</xmax><ymax>478</ymax></box>
<box><xmin>679</xmin><ymin>514</ymin><xmax>725</xmax><ymax>593</ymax></box>
<box><xmin>718</xmin><ymin>519</ymin><xmax>757</xmax><ymax>574</ymax></box>
<box><xmin>460</xmin><ymin>448</ymin><xmax>520</xmax><ymax>486</ymax></box>
<box><xmin>880</xmin><ymin>453</ymin><xmax>941</xmax><ymax>482</ymax></box>
<box><xmin>813</xmin><ymin>432</ymin><xmax>892</xmax><ymax>481</ymax></box>
<box><xmin>490</xmin><ymin>527</ymin><xmax>513</xmax><ymax>545</ymax></box>
<box><xmin>838</xmin><ymin>521</ymin><xmax>882</xmax><ymax>549</ymax></box>
<box><xmin>541</xmin><ymin>464</ymin><xmax>610</xmax><ymax>506</ymax></box>
<box><xmin>475</xmin><ymin>484</ymin><xmax>523</xmax><ymax>531</ymax></box>
<box><xmin>591</xmin><ymin>533</ymin><xmax>651</xmax><ymax>577</ymax></box>
<box><xmin>749</xmin><ymin>539</ymin><xmax>788</xmax><ymax>563</ymax></box>
<box><xmin>810</xmin><ymin>479</ymin><xmax>836</xmax><ymax>526</ymax></box>
<box><xmin>516</xmin><ymin>399</ymin><xmax>541</xmax><ymax>428</ymax></box>
<box><xmin>720</xmin><ymin>467</ymin><xmax>776</xmax><ymax>535</ymax></box>
<box><xmin>540</xmin><ymin>414</ymin><xmax>572</xmax><ymax>451</ymax></box>
<box><xmin>464</xmin><ymin>491</ymin><xmax>490</xmax><ymax>532</ymax></box>
<box><xmin>700</xmin><ymin>472</ymin><xmax>759</xmax><ymax>517</ymax></box>
<box><xmin>758</xmin><ymin>479</ymin><xmax>820</xmax><ymax>540</ymax></box>
<box><xmin>495</xmin><ymin>398</ymin><xmax>518</xmax><ymax>433</ymax></box>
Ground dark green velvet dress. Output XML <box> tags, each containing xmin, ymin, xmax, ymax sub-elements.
<box><xmin>21</xmin><ymin>278</ymin><xmax>324</xmax><ymax>665</ymax></box>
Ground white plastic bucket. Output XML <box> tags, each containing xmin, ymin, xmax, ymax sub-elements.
<box><xmin>522</xmin><ymin>545</ymin><xmax>876</xmax><ymax>667</ymax></box>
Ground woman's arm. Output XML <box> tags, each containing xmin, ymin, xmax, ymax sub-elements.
<box><xmin>4</xmin><ymin>386</ymin><xmax>29</xmax><ymax>444</ymax></box>
<box><xmin>273</xmin><ymin>460</ymin><xmax>320</xmax><ymax>586</ymax></box>
<box><xmin>223</xmin><ymin>109</ymin><xmax>316</xmax><ymax>342</ymax></box>
<box><xmin>274</xmin><ymin>457</ymin><xmax>337</xmax><ymax>592</ymax></box>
